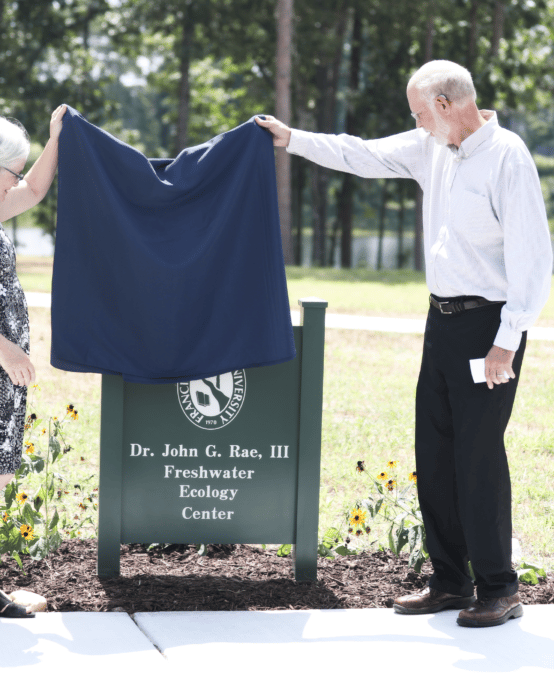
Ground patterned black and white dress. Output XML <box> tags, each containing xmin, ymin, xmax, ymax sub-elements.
<box><xmin>0</xmin><ymin>223</ymin><xmax>30</xmax><ymax>475</ymax></box>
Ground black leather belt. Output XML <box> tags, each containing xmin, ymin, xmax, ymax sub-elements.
<box><xmin>429</xmin><ymin>295</ymin><xmax>505</xmax><ymax>315</ymax></box>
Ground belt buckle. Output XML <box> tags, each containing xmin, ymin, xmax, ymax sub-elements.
<box><xmin>438</xmin><ymin>301</ymin><xmax>454</xmax><ymax>315</ymax></box>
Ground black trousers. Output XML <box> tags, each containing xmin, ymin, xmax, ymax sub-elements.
<box><xmin>415</xmin><ymin>297</ymin><xmax>526</xmax><ymax>599</ymax></box>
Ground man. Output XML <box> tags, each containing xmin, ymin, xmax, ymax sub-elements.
<box><xmin>255</xmin><ymin>60</ymin><xmax>552</xmax><ymax>628</ymax></box>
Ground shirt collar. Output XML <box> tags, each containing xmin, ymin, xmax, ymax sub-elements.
<box><xmin>452</xmin><ymin>110</ymin><xmax>497</xmax><ymax>160</ymax></box>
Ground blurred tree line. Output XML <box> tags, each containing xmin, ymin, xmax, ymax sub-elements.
<box><xmin>1</xmin><ymin>0</ymin><xmax>553</xmax><ymax>268</ymax></box>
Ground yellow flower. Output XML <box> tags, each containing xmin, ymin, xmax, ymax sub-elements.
<box><xmin>355</xmin><ymin>529</ymin><xmax>362</xmax><ymax>537</ymax></box>
<box><xmin>25</xmin><ymin>443</ymin><xmax>35</xmax><ymax>455</ymax></box>
<box><xmin>31</xmin><ymin>384</ymin><xmax>41</xmax><ymax>391</ymax></box>
<box><xmin>377</xmin><ymin>471</ymin><xmax>388</xmax><ymax>482</ymax></box>
<box><xmin>41</xmin><ymin>428</ymin><xmax>47</xmax><ymax>435</ymax></box>
<box><xmin>387</xmin><ymin>460</ymin><xmax>397</xmax><ymax>469</ymax></box>
<box><xmin>2</xmin><ymin>512</ymin><xmax>8</xmax><ymax>522</ymax></box>
<box><xmin>349</xmin><ymin>507</ymin><xmax>366</xmax><ymax>527</ymax></box>
<box><xmin>409</xmin><ymin>471</ymin><xmax>417</xmax><ymax>483</ymax></box>
<box><xmin>356</xmin><ymin>461</ymin><xmax>365</xmax><ymax>473</ymax></box>
<box><xmin>71</xmin><ymin>411</ymin><xmax>79</xmax><ymax>420</ymax></box>
<box><xmin>20</xmin><ymin>524</ymin><xmax>34</xmax><ymax>540</ymax></box>
<box><xmin>16</xmin><ymin>492</ymin><xmax>28</xmax><ymax>504</ymax></box>
<box><xmin>386</xmin><ymin>478</ymin><xmax>397</xmax><ymax>492</ymax></box>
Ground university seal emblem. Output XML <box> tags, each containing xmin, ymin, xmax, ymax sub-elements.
<box><xmin>177</xmin><ymin>371</ymin><xmax>246</xmax><ymax>430</ymax></box>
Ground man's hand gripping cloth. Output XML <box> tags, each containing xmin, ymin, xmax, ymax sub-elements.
<box><xmin>51</xmin><ymin>107</ymin><xmax>295</xmax><ymax>383</ymax></box>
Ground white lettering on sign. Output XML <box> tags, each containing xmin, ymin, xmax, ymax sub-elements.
<box><xmin>130</xmin><ymin>443</ymin><xmax>154</xmax><ymax>457</ymax></box>
<box><xmin>270</xmin><ymin>445</ymin><xmax>289</xmax><ymax>459</ymax></box>
<box><xmin>182</xmin><ymin>507</ymin><xmax>234</xmax><ymax>520</ymax></box>
<box><xmin>179</xmin><ymin>485</ymin><xmax>238</xmax><ymax>500</ymax></box>
<box><xmin>205</xmin><ymin>444</ymin><xmax>220</xmax><ymax>457</ymax></box>
<box><xmin>164</xmin><ymin>465</ymin><xmax>255</xmax><ymax>480</ymax></box>
<box><xmin>161</xmin><ymin>445</ymin><xmax>198</xmax><ymax>457</ymax></box>
<box><xmin>229</xmin><ymin>445</ymin><xmax>262</xmax><ymax>459</ymax></box>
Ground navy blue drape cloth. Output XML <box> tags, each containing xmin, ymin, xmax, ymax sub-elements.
<box><xmin>51</xmin><ymin>106</ymin><xmax>295</xmax><ymax>383</ymax></box>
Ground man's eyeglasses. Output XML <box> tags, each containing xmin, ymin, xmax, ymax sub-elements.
<box><xmin>1</xmin><ymin>166</ymin><xmax>25</xmax><ymax>182</ymax></box>
<box><xmin>411</xmin><ymin>94</ymin><xmax>449</xmax><ymax>122</ymax></box>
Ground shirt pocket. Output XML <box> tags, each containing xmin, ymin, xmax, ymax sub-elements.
<box><xmin>452</xmin><ymin>190</ymin><xmax>502</xmax><ymax>244</ymax></box>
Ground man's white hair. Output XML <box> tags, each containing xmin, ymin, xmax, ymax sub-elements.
<box><xmin>408</xmin><ymin>60</ymin><xmax>476</xmax><ymax>105</ymax></box>
<box><xmin>0</xmin><ymin>117</ymin><xmax>30</xmax><ymax>169</ymax></box>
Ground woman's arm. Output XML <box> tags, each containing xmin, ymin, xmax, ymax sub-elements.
<box><xmin>0</xmin><ymin>104</ymin><xmax>67</xmax><ymax>222</ymax></box>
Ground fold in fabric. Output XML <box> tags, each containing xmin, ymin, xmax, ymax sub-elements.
<box><xmin>51</xmin><ymin>106</ymin><xmax>295</xmax><ymax>383</ymax></box>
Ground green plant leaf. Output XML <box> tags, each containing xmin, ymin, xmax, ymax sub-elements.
<box><xmin>518</xmin><ymin>569</ymin><xmax>538</xmax><ymax>585</ymax></box>
<box><xmin>396</xmin><ymin>526</ymin><xmax>409</xmax><ymax>554</ymax></box>
<box><xmin>388</xmin><ymin>524</ymin><xmax>397</xmax><ymax>555</ymax></box>
<box><xmin>374</xmin><ymin>498</ymin><xmax>384</xmax><ymax>515</ymax></box>
<box><xmin>322</xmin><ymin>527</ymin><xmax>342</xmax><ymax>549</ymax></box>
<box><xmin>49</xmin><ymin>510</ymin><xmax>60</xmax><ymax>531</ymax></box>
<box><xmin>11</xmin><ymin>551</ymin><xmax>23</xmax><ymax>570</ymax></box>
<box><xmin>196</xmin><ymin>544</ymin><xmax>208</xmax><ymax>556</ymax></box>
<box><xmin>334</xmin><ymin>545</ymin><xmax>357</xmax><ymax>556</ymax></box>
<box><xmin>318</xmin><ymin>543</ymin><xmax>335</xmax><ymax>558</ymax></box>
<box><xmin>519</xmin><ymin>561</ymin><xmax>546</xmax><ymax>577</ymax></box>
<box><xmin>277</xmin><ymin>544</ymin><xmax>292</xmax><ymax>557</ymax></box>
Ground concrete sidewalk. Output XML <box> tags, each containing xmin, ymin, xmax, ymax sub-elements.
<box><xmin>25</xmin><ymin>293</ymin><xmax>554</xmax><ymax>340</ymax></box>
<box><xmin>2</xmin><ymin>606</ymin><xmax>553</xmax><ymax>673</ymax></box>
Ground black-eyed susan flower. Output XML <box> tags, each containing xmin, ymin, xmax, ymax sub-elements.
<box><xmin>41</xmin><ymin>428</ymin><xmax>46</xmax><ymax>435</ymax></box>
<box><xmin>69</xmin><ymin>409</ymin><xmax>78</xmax><ymax>420</ymax></box>
<box><xmin>25</xmin><ymin>443</ymin><xmax>35</xmax><ymax>455</ymax></box>
<box><xmin>356</xmin><ymin>461</ymin><xmax>365</xmax><ymax>473</ymax></box>
<box><xmin>16</xmin><ymin>491</ymin><xmax>28</xmax><ymax>504</ymax></box>
<box><xmin>365</xmin><ymin>526</ymin><xmax>371</xmax><ymax>534</ymax></box>
<box><xmin>387</xmin><ymin>460</ymin><xmax>397</xmax><ymax>469</ymax></box>
<box><xmin>349</xmin><ymin>507</ymin><xmax>366</xmax><ymax>527</ymax></box>
<box><xmin>20</xmin><ymin>524</ymin><xmax>34</xmax><ymax>540</ymax></box>
<box><xmin>2</xmin><ymin>512</ymin><xmax>8</xmax><ymax>523</ymax></box>
<box><xmin>377</xmin><ymin>471</ymin><xmax>388</xmax><ymax>482</ymax></box>
<box><xmin>28</xmin><ymin>413</ymin><xmax>37</xmax><ymax>421</ymax></box>
<box><xmin>386</xmin><ymin>478</ymin><xmax>397</xmax><ymax>492</ymax></box>
<box><xmin>66</xmin><ymin>404</ymin><xmax>74</xmax><ymax>413</ymax></box>
<box><xmin>348</xmin><ymin>527</ymin><xmax>353</xmax><ymax>534</ymax></box>
<box><xmin>355</xmin><ymin>529</ymin><xmax>362</xmax><ymax>537</ymax></box>
<box><xmin>409</xmin><ymin>471</ymin><xmax>417</xmax><ymax>483</ymax></box>
<box><xmin>78</xmin><ymin>503</ymin><xmax>87</xmax><ymax>511</ymax></box>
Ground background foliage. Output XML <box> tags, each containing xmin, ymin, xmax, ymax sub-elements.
<box><xmin>1</xmin><ymin>0</ymin><xmax>554</xmax><ymax>263</ymax></box>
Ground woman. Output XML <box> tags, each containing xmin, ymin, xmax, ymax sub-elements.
<box><xmin>0</xmin><ymin>104</ymin><xmax>66</xmax><ymax>618</ymax></box>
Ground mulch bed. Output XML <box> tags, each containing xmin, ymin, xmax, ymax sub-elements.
<box><xmin>1</xmin><ymin>540</ymin><xmax>553</xmax><ymax>612</ymax></box>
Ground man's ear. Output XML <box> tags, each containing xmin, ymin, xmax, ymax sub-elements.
<box><xmin>434</xmin><ymin>94</ymin><xmax>451</xmax><ymax>116</ymax></box>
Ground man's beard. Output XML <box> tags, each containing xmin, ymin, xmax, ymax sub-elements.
<box><xmin>429</xmin><ymin>110</ymin><xmax>458</xmax><ymax>153</ymax></box>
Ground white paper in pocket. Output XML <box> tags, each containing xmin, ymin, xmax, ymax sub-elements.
<box><xmin>469</xmin><ymin>358</ymin><xmax>509</xmax><ymax>384</ymax></box>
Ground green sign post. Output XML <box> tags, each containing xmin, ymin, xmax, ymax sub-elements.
<box><xmin>97</xmin><ymin>298</ymin><xmax>327</xmax><ymax>582</ymax></box>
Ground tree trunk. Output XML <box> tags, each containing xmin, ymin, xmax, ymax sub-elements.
<box><xmin>339</xmin><ymin>5</ymin><xmax>362</xmax><ymax>268</ymax></box>
<box><xmin>175</xmin><ymin>11</ymin><xmax>192</xmax><ymax>154</ymax></box>
<box><xmin>414</xmin><ymin>15</ymin><xmax>434</xmax><ymax>272</ymax></box>
<box><xmin>467</xmin><ymin>1</ymin><xmax>479</xmax><ymax>72</ymax></box>
<box><xmin>311</xmin><ymin>10</ymin><xmax>348</xmax><ymax>267</ymax></box>
<box><xmin>275</xmin><ymin>0</ymin><xmax>294</xmax><ymax>264</ymax></box>
<box><xmin>376</xmin><ymin>181</ymin><xmax>389</xmax><ymax>270</ymax></box>
<box><xmin>396</xmin><ymin>180</ymin><xmax>405</xmax><ymax>269</ymax></box>
<box><xmin>490</xmin><ymin>1</ymin><xmax>505</xmax><ymax>57</ymax></box>
<box><xmin>292</xmin><ymin>157</ymin><xmax>305</xmax><ymax>264</ymax></box>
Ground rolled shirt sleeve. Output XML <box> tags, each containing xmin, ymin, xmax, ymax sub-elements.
<box><xmin>494</xmin><ymin>153</ymin><xmax>553</xmax><ymax>351</ymax></box>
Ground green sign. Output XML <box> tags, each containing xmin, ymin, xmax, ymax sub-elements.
<box><xmin>97</xmin><ymin>298</ymin><xmax>327</xmax><ymax>581</ymax></box>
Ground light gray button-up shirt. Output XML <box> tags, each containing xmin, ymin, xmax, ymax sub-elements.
<box><xmin>286</xmin><ymin>111</ymin><xmax>553</xmax><ymax>351</ymax></box>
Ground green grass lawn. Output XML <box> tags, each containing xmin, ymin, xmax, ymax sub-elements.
<box><xmin>8</xmin><ymin>258</ymin><xmax>554</xmax><ymax>572</ymax></box>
